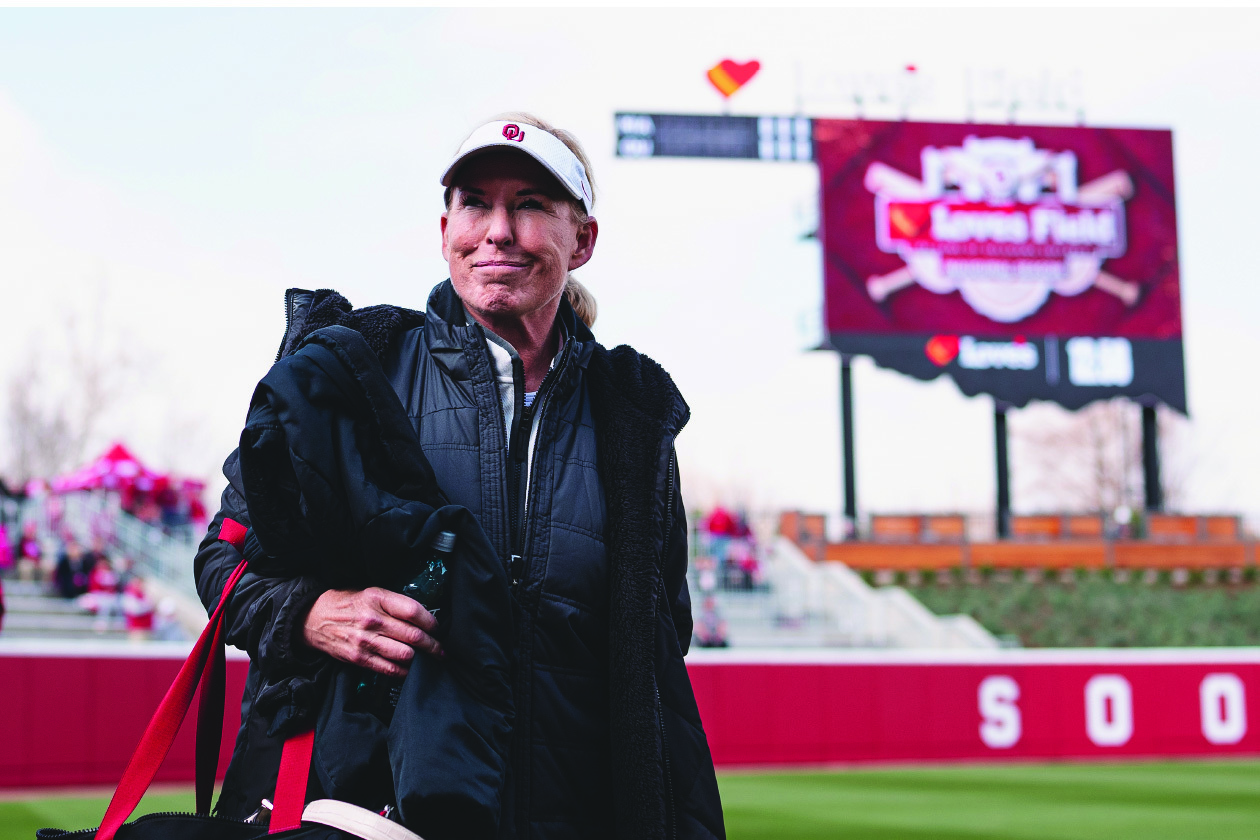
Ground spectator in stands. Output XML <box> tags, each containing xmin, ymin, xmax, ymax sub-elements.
<box><xmin>45</xmin><ymin>494</ymin><xmax>64</xmax><ymax>537</ymax></box>
<box><xmin>694</xmin><ymin>597</ymin><xmax>728</xmax><ymax>648</ymax></box>
<box><xmin>83</xmin><ymin>536</ymin><xmax>109</xmax><ymax>575</ymax></box>
<box><xmin>726</xmin><ymin>540</ymin><xmax>757</xmax><ymax>590</ymax></box>
<box><xmin>53</xmin><ymin>537</ymin><xmax>91</xmax><ymax>599</ymax></box>
<box><xmin>115</xmin><ymin>555</ymin><xmax>139</xmax><ymax>592</ymax></box>
<box><xmin>703</xmin><ymin>506</ymin><xmax>738</xmax><ymax>569</ymax></box>
<box><xmin>695</xmin><ymin>552</ymin><xmax>718</xmax><ymax>594</ymax></box>
<box><xmin>134</xmin><ymin>498</ymin><xmax>162</xmax><ymax>526</ymax></box>
<box><xmin>80</xmin><ymin>551</ymin><xmax>123</xmax><ymax>629</ymax></box>
<box><xmin>152</xmin><ymin>597</ymin><xmax>185</xmax><ymax>641</ymax></box>
<box><xmin>0</xmin><ymin>522</ymin><xmax>12</xmax><ymax>577</ymax></box>
<box><xmin>17</xmin><ymin>521</ymin><xmax>42</xmax><ymax>583</ymax></box>
<box><xmin>121</xmin><ymin>578</ymin><xmax>155</xmax><ymax>640</ymax></box>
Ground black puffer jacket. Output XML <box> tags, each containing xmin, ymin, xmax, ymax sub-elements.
<box><xmin>194</xmin><ymin>282</ymin><xmax>725</xmax><ymax>839</ymax></box>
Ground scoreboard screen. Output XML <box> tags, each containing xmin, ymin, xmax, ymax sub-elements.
<box><xmin>615</xmin><ymin>113</ymin><xmax>812</xmax><ymax>162</ymax></box>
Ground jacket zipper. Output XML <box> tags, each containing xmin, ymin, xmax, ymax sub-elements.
<box><xmin>507</xmin><ymin>354</ymin><xmax>527</xmax><ymax>583</ymax></box>
<box><xmin>654</xmin><ymin>677</ymin><xmax>677</xmax><ymax>840</ymax></box>
<box><xmin>662</xmin><ymin>452</ymin><xmax>676</xmax><ymax>563</ymax></box>
<box><xmin>507</xmin><ymin>339</ymin><xmax>571</xmax><ymax>585</ymax></box>
<box><xmin>275</xmin><ymin>288</ymin><xmax>298</xmax><ymax>362</ymax></box>
<box><xmin>657</xmin><ymin>450</ymin><xmax>678</xmax><ymax>840</ymax></box>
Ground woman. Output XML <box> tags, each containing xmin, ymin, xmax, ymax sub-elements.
<box><xmin>194</xmin><ymin>113</ymin><xmax>725</xmax><ymax>839</ymax></box>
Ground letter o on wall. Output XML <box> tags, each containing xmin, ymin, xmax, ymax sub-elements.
<box><xmin>1085</xmin><ymin>674</ymin><xmax>1133</xmax><ymax>747</ymax></box>
<box><xmin>978</xmin><ymin>675</ymin><xmax>1022</xmax><ymax>749</ymax></box>
<box><xmin>1201</xmin><ymin>673</ymin><xmax>1247</xmax><ymax>745</ymax></box>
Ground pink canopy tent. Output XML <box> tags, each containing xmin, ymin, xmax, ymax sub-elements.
<box><xmin>51</xmin><ymin>443</ymin><xmax>170</xmax><ymax>496</ymax></box>
<box><xmin>50</xmin><ymin>443</ymin><xmax>208</xmax><ymax>526</ymax></box>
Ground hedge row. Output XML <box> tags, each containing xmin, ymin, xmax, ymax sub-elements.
<box><xmin>904</xmin><ymin>576</ymin><xmax>1260</xmax><ymax>647</ymax></box>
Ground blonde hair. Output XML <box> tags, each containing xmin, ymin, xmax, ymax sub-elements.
<box><xmin>446</xmin><ymin>112</ymin><xmax>598</xmax><ymax>329</ymax></box>
<box><xmin>562</xmin><ymin>275</ymin><xmax>598</xmax><ymax>329</ymax></box>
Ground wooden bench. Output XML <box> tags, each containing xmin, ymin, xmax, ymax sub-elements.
<box><xmin>1145</xmin><ymin>514</ymin><xmax>1243</xmax><ymax>543</ymax></box>
<box><xmin>969</xmin><ymin>541</ymin><xmax>1108</xmax><ymax>570</ymax></box>
<box><xmin>1065</xmin><ymin>515</ymin><xmax>1105</xmax><ymax>539</ymax></box>
<box><xmin>1203</xmin><ymin>515</ymin><xmax>1242</xmax><ymax>541</ymax></box>
<box><xmin>1010</xmin><ymin>515</ymin><xmax>1062</xmax><ymax>541</ymax></box>
<box><xmin>824</xmin><ymin>542</ymin><xmax>964</xmax><ymax>571</ymax></box>
<box><xmin>779</xmin><ymin>511</ymin><xmax>826</xmax><ymax>545</ymax></box>
<box><xmin>1145</xmin><ymin>514</ymin><xmax>1199</xmax><ymax>542</ymax></box>
<box><xmin>1113</xmin><ymin>542</ymin><xmax>1248</xmax><ymax>569</ymax></box>
<box><xmin>868</xmin><ymin>514</ymin><xmax>968</xmax><ymax>543</ymax></box>
<box><xmin>924</xmin><ymin>515</ymin><xmax>967</xmax><ymax>543</ymax></box>
<box><xmin>1010</xmin><ymin>514</ymin><xmax>1106</xmax><ymax>541</ymax></box>
<box><xmin>868</xmin><ymin>515</ymin><xmax>923</xmax><ymax>543</ymax></box>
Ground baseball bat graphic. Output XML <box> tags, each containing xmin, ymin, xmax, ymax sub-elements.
<box><xmin>867</xmin><ymin>266</ymin><xmax>916</xmax><ymax>302</ymax></box>
<box><xmin>1075</xmin><ymin>171</ymin><xmax>1140</xmax><ymax>305</ymax></box>
<box><xmin>1093</xmin><ymin>271</ymin><xmax>1141</xmax><ymax>306</ymax></box>
<box><xmin>1077</xmin><ymin>170</ymin><xmax>1134</xmax><ymax>205</ymax></box>
<box><xmin>864</xmin><ymin>162</ymin><xmax>928</xmax><ymax>198</ymax></box>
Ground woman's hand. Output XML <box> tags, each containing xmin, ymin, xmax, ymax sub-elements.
<box><xmin>301</xmin><ymin>587</ymin><xmax>443</xmax><ymax>676</ymax></box>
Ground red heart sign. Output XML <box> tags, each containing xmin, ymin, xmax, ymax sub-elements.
<box><xmin>924</xmin><ymin>335</ymin><xmax>959</xmax><ymax>366</ymax></box>
<box><xmin>889</xmin><ymin>203</ymin><xmax>931</xmax><ymax>238</ymax></box>
<box><xmin>707</xmin><ymin>59</ymin><xmax>761</xmax><ymax>98</ymax></box>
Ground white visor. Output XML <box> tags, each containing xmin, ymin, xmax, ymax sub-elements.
<box><xmin>441</xmin><ymin>120</ymin><xmax>593</xmax><ymax>216</ymax></box>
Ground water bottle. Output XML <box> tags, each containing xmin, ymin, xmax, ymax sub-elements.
<box><xmin>400</xmin><ymin>529</ymin><xmax>455</xmax><ymax>619</ymax></box>
<box><xmin>355</xmin><ymin>529</ymin><xmax>456</xmax><ymax>722</ymax></box>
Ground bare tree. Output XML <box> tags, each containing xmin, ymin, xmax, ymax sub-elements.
<box><xmin>2</xmin><ymin>295</ymin><xmax>134</xmax><ymax>486</ymax></box>
<box><xmin>5</xmin><ymin>352</ymin><xmax>77</xmax><ymax>484</ymax></box>
<box><xmin>1010</xmin><ymin>398</ymin><xmax>1191</xmax><ymax>514</ymax></box>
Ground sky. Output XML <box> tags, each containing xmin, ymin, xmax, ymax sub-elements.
<box><xmin>2</xmin><ymin>8</ymin><xmax>1260</xmax><ymax>532</ymax></box>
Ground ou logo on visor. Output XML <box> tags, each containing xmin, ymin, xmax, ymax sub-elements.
<box><xmin>502</xmin><ymin>124</ymin><xmax>525</xmax><ymax>142</ymax></box>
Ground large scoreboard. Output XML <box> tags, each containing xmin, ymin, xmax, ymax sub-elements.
<box><xmin>617</xmin><ymin>113</ymin><xmax>1185</xmax><ymax>413</ymax></box>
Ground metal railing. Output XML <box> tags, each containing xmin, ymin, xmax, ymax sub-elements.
<box><xmin>23</xmin><ymin>491</ymin><xmax>201</xmax><ymax>600</ymax></box>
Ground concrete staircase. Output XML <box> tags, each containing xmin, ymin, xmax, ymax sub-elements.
<box><xmin>697</xmin><ymin>537</ymin><xmax>1000</xmax><ymax>649</ymax></box>
<box><xmin>13</xmin><ymin>492</ymin><xmax>209</xmax><ymax>639</ymax></box>
<box><xmin>1</xmin><ymin>579</ymin><xmax>130</xmax><ymax>640</ymax></box>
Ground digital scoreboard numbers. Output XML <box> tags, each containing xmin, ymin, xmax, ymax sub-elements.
<box><xmin>615</xmin><ymin>113</ymin><xmax>812</xmax><ymax>161</ymax></box>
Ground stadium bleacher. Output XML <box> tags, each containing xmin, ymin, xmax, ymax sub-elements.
<box><xmin>781</xmin><ymin>511</ymin><xmax>1255</xmax><ymax>573</ymax></box>
<box><xmin>776</xmin><ymin>509</ymin><xmax>1260</xmax><ymax>648</ymax></box>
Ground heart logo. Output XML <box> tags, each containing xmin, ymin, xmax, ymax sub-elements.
<box><xmin>889</xmin><ymin>203</ymin><xmax>930</xmax><ymax>238</ymax></box>
<box><xmin>924</xmin><ymin>335</ymin><xmax>959</xmax><ymax>366</ymax></box>
<box><xmin>707</xmin><ymin>59</ymin><xmax>761</xmax><ymax>98</ymax></box>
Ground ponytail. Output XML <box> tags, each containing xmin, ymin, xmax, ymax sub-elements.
<box><xmin>564</xmin><ymin>276</ymin><xmax>597</xmax><ymax>329</ymax></box>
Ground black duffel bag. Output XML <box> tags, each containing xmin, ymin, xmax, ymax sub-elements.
<box><xmin>34</xmin><ymin>554</ymin><xmax>421</xmax><ymax>840</ymax></box>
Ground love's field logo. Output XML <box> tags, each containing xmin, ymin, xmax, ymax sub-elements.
<box><xmin>924</xmin><ymin>335</ymin><xmax>960</xmax><ymax>366</ymax></box>
<box><xmin>707</xmin><ymin>59</ymin><xmax>760</xmax><ymax>98</ymax></box>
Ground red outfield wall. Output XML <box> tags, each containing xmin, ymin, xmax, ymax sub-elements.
<box><xmin>687</xmin><ymin>649</ymin><xmax>1260</xmax><ymax>765</ymax></box>
<box><xmin>0</xmin><ymin>641</ymin><xmax>250</xmax><ymax>788</ymax></box>
<box><xmin>2</xmin><ymin>644</ymin><xmax>1258</xmax><ymax>789</ymax></box>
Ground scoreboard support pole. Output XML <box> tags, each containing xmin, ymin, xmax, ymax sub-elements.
<box><xmin>1141</xmin><ymin>403</ymin><xmax>1163</xmax><ymax>512</ymax></box>
<box><xmin>994</xmin><ymin>400</ymin><xmax>1011</xmax><ymax>539</ymax></box>
<box><xmin>840</xmin><ymin>355</ymin><xmax>857</xmax><ymax>539</ymax></box>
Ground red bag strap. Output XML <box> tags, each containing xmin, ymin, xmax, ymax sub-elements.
<box><xmin>97</xmin><ymin>556</ymin><xmax>249</xmax><ymax>840</ymax></box>
<box><xmin>194</xmin><ymin>590</ymin><xmax>229</xmax><ymax>814</ymax></box>
<box><xmin>97</xmin><ymin>519</ymin><xmax>317</xmax><ymax>840</ymax></box>
<box><xmin>269</xmin><ymin>729</ymin><xmax>315</xmax><ymax>833</ymax></box>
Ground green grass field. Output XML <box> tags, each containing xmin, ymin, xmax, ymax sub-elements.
<box><xmin>0</xmin><ymin>788</ymin><xmax>195</xmax><ymax>838</ymax></box>
<box><xmin>4</xmin><ymin>760</ymin><xmax>1259</xmax><ymax>839</ymax></box>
